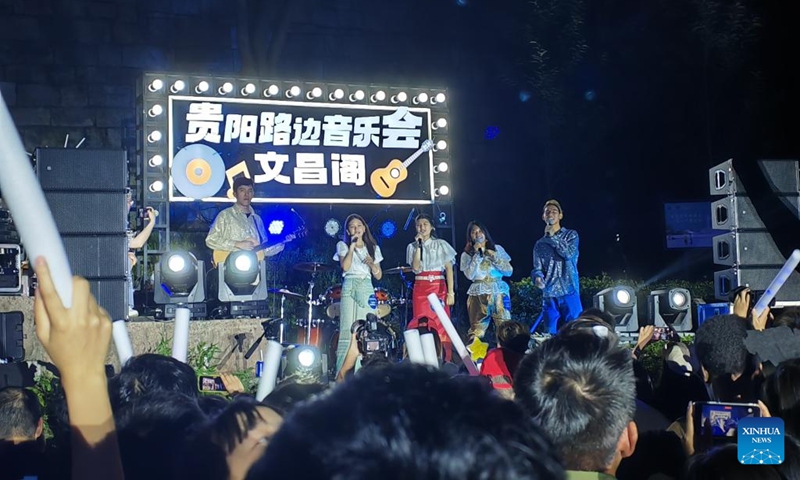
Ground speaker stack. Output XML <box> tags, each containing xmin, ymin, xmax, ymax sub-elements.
<box><xmin>36</xmin><ymin>149</ymin><xmax>129</xmax><ymax>319</ymax></box>
<box><xmin>710</xmin><ymin>159</ymin><xmax>800</xmax><ymax>303</ymax></box>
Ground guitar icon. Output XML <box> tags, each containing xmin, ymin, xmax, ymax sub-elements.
<box><xmin>370</xmin><ymin>139</ymin><xmax>435</xmax><ymax>198</ymax></box>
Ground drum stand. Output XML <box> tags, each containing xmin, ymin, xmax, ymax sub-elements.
<box><xmin>304</xmin><ymin>274</ymin><xmax>317</xmax><ymax>345</ymax></box>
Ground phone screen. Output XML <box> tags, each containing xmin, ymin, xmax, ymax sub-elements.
<box><xmin>198</xmin><ymin>376</ymin><xmax>226</xmax><ymax>392</ymax></box>
<box><xmin>693</xmin><ymin>402</ymin><xmax>760</xmax><ymax>450</ymax></box>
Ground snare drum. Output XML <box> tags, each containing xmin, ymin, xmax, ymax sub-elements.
<box><xmin>325</xmin><ymin>285</ymin><xmax>342</xmax><ymax>303</ymax></box>
<box><xmin>374</xmin><ymin>287</ymin><xmax>392</xmax><ymax>318</ymax></box>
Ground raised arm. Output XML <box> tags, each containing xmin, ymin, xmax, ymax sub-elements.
<box><xmin>128</xmin><ymin>207</ymin><xmax>156</xmax><ymax>249</ymax></box>
<box><xmin>408</xmin><ymin>243</ymin><xmax>422</xmax><ymax>274</ymax></box>
<box><xmin>460</xmin><ymin>251</ymin><xmax>483</xmax><ymax>280</ymax></box>
<box><xmin>490</xmin><ymin>245</ymin><xmax>513</xmax><ymax>277</ymax></box>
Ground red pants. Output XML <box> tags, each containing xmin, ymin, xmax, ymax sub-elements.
<box><xmin>407</xmin><ymin>274</ymin><xmax>452</xmax><ymax>361</ymax></box>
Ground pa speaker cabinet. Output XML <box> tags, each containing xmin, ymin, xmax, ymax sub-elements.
<box><xmin>45</xmin><ymin>191</ymin><xmax>127</xmax><ymax>234</ymax></box>
<box><xmin>36</xmin><ymin>148</ymin><xmax>127</xmax><ymax>192</ymax></box>
<box><xmin>0</xmin><ymin>311</ymin><xmax>24</xmax><ymax>361</ymax></box>
<box><xmin>710</xmin><ymin>195</ymin><xmax>766</xmax><ymax>230</ymax></box>
<box><xmin>62</xmin><ymin>235</ymin><xmax>129</xmax><ymax>278</ymax></box>
<box><xmin>709</xmin><ymin>159</ymin><xmax>746</xmax><ymax>196</ymax></box>
<box><xmin>712</xmin><ymin>231</ymin><xmax>788</xmax><ymax>267</ymax></box>
<box><xmin>714</xmin><ymin>267</ymin><xmax>800</xmax><ymax>302</ymax></box>
<box><xmin>758</xmin><ymin>159</ymin><xmax>800</xmax><ymax>219</ymax></box>
<box><xmin>87</xmin><ymin>278</ymin><xmax>128</xmax><ymax>321</ymax></box>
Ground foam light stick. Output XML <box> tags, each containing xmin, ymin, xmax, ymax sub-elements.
<box><xmin>427</xmin><ymin>293</ymin><xmax>479</xmax><ymax>375</ymax></box>
<box><xmin>171</xmin><ymin>307</ymin><xmax>191</xmax><ymax>362</ymax></box>
<box><xmin>112</xmin><ymin>320</ymin><xmax>135</xmax><ymax>365</ymax></box>
<box><xmin>420</xmin><ymin>333</ymin><xmax>439</xmax><ymax>368</ymax></box>
<box><xmin>256</xmin><ymin>340</ymin><xmax>283</xmax><ymax>401</ymax></box>
<box><xmin>753</xmin><ymin>249</ymin><xmax>800</xmax><ymax>317</ymax></box>
<box><xmin>0</xmin><ymin>93</ymin><xmax>73</xmax><ymax>306</ymax></box>
<box><xmin>403</xmin><ymin>329</ymin><xmax>425</xmax><ymax>365</ymax></box>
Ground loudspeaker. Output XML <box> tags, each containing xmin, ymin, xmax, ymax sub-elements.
<box><xmin>36</xmin><ymin>148</ymin><xmax>127</xmax><ymax>192</ymax></box>
<box><xmin>45</xmin><ymin>192</ymin><xmax>127</xmax><ymax>234</ymax></box>
<box><xmin>709</xmin><ymin>159</ymin><xmax>746</xmax><ymax>196</ymax></box>
<box><xmin>712</xmin><ymin>231</ymin><xmax>788</xmax><ymax>267</ymax></box>
<box><xmin>758</xmin><ymin>159</ymin><xmax>800</xmax><ymax>219</ymax></box>
<box><xmin>710</xmin><ymin>195</ymin><xmax>765</xmax><ymax>230</ymax></box>
<box><xmin>715</xmin><ymin>267</ymin><xmax>800</xmax><ymax>302</ymax></box>
<box><xmin>0</xmin><ymin>311</ymin><xmax>24</xmax><ymax>361</ymax></box>
<box><xmin>62</xmin><ymin>235</ymin><xmax>128</xmax><ymax>278</ymax></box>
<box><xmin>87</xmin><ymin>278</ymin><xmax>128</xmax><ymax>321</ymax></box>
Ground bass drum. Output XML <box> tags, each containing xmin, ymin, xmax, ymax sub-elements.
<box><xmin>374</xmin><ymin>287</ymin><xmax>392</xmax><ymax>318</ymax></box>
<box><xmin>325</xmin><ymin>285</ymin><xmax>342</xmax><ymax>319</ymax></box>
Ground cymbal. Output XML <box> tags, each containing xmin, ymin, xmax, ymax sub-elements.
<box><xmin>268</xmin><ymin>288</ymin><xmax>304</xmax><ymax>299</ymax></box>
<box><xmin>294</xmin><ymin>262</ymin><xmax>334</xmax><ymax>273</ymax></box>
<box><xmin>384</xmin><ymin>266</ymin><xmax>413</xmax><ymax>274</ymax></box>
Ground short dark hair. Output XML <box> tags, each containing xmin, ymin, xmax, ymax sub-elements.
<box><xmin>109</xmin><ymin>354</ymin><xmax>198</xmax><ymax>408</ymax></box>
<box><xmin>497</xmin><ymin>321</ymin><xmax>529</xmax><ymax>353</ymax></box>
<box><xmin>762</xmin><ymin>357</ymin><xmax>800</xmax><ymax>436</ymax></box>
<box><xmin>0</xmin><ymin>387</ymin><xmax>41</xmax><ymax>440</ymax></box>
<box><xmin>232</xmin><ymin>176</ymin><xmax>254</xmax><ymax>191</ymax></box>
<box><xmin>694</xmin><ymin>314</ymin><xmax>748</xmax><ymax>378</ymax></box>
<box><xmin>249</xmin><ymin>364</ymin><xmax>564</xmax><ymax>480</ymax></box>
<box><xmin>514</xmin><ymin>333</ymin><xmax>635</xmax><ymax>471</ymax></box>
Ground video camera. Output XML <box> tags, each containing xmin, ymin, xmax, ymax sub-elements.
<box><xmin>727</xmin><ymin>286</ymin><xmax>775</xmax><ymax>317</ymax></box>
<box><xmin>353</xmin><ymin>313</ymin><xmax>396</xmax><ymax>358</ymax></box>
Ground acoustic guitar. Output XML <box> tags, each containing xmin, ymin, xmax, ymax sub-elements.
<box><xmin>212</xmin><ymin>226</ymin><xmax>306</xmax><ymax>267</ymax></box>
<box><xmin>370</xmin><ymin>139</ymin><xmax>434</xmax><ymax>198</ymax></box>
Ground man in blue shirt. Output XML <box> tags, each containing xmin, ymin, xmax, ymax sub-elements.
<box><xmin>531</xmin><ymin>199</ymin><xmax>582</xmax><ymax>333</ymax></box>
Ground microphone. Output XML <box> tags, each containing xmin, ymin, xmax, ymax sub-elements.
<box><xmin>417</xmin><ymin>237</ymin><xmax>423</xmax><ymax>263</ymax></box>
<box><xmin>418</xmin><ymin>238</ymin><xmax>423</xmax><ymax>248</ymax></box>
<box><xmin>547</xmin><ymin>218</ymin><xmax>556</xmax><ymax>226</ymax></box>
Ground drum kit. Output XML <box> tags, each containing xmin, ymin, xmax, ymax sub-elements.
<box><xmin>263</xmin><ymin>262</ymin><xmax>414</xmax><ymax>370</ymax></box>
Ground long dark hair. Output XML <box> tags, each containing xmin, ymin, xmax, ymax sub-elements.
<box><xmin>464</xmin><ymin>221</ymin><xmax>496</xmax><ymax>254</ymax></box>
<box><xmin>415</xmin><ymin>213</ymin><xmax>437</xmax><ymax>239</ymax></box>
<box><xmin>343</xmin><ymin>213</ymin><xmax>377</xmax><ymax>259</ymax></box>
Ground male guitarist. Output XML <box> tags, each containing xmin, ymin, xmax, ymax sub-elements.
<box><xmin>205</xmin><ymin>177</ymin><xmax>284</xmax><ymax>260</ymax></box>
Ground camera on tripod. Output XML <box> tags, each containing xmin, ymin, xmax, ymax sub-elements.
<box><xmin>354</xmin><ymin>313</ymin><xmax>395</xmax><ymax>358</ymax></box>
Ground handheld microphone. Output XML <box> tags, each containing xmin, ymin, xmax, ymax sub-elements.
<box><xmin>547</xmin><ymin>218</ymin><xmax>556</xmax><ymax>226</ymax></box>
<box><xmin>418</xmin><ymin>238</ymin><xmax>423</xmax><ymax>247</ymax></box>
<box><xmin>478</xmin><ymin>247</ymin><xmax>484</xmax><ymax>256</ymax></box>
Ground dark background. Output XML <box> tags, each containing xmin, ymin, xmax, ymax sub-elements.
<box><xmin>1</xmin><ymin>0</ymin><xmax>797</xmax><ymax>285</ymax></box>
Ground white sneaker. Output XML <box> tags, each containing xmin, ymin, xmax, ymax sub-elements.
<box><xmin>128</xmin><ymin>309</ymin><xmax>139</xmax><ymax>319</ymax></box>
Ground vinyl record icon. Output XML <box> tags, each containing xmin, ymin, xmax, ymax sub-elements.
<box><xmin>171</xmin><ymin>144</ymin><xmax>225</xmax><ymax>199</ymax></box>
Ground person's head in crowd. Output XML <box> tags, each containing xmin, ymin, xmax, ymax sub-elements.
<box><xmin>249</xmin><ymin>364</ymin><xmax>564</xmax><ymax>480</ymax></box>
<box><xmin>580</xmin><ymin>307</ymin><xmax>617</xmax><ymax>329</ymax></box>
<box><xmin>615</xmin><ymin>430</ymin><xmax>686</xmax><ymax>480</ymax></box>
<box><xmin>774</xmin><ymin>307</ymin><xmax>800</xmax><ymax>329</ymax></box>
<box><xmin>762</xmin><ymin>357</ymin><xmax>800</xmax><ymax>436</ymax></box>
<box><xmin>558</xmin><ymin>315</ymin><xmax>617</xmax><ymax>344</ymax></box>
<box><xmin>497</xmin><ymin>320</ymin><xmax>529</xmax><ymax>354</ymax></box>
<box><xmin>0</xmin><ymin>387</ymin><xmax>43</xmax><ymax>443</ymax></box>
<box><xmin>109</xmin><ymin>353</ymin><xmax>198</xmax><ymax>407</ymax></box>
<box><xmin>694</xmin><ymin>314</ymin><xmax>754</xmax><ymax>401</ymax></box>
<box><xmin>115</xmin><ymin>390</ymin><xmax>204</xmax><ymax>480</ymax></box>
<box><xmin>197</xmin><ymin>394</ymin><xmax>232</xmax><ymax>417</ymax></box>
<box><xmin>261</xmin><ymin>381</ymin><xmax>326</xmax><ymax>415</ymax></box>
<box><xmin>514</xmin><ymin>331</ymin><xmax>637</xmax><ymax>476</ymax></box>
<box><xmin>683</xmin><ymin>436</ymin><xmax>800</xmax><ymax>480</ymax></box>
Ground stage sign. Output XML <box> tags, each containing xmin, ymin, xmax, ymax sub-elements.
<box><xmin>168</xmin><ymin>97</ymin><xmax>435</xmax><ymax>205</ymax></box>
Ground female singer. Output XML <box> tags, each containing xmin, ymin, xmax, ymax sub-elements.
<box><xmin>460</xmin><ymin>221</ymin><xmax>512</xmax><ymax>359</ymax></box>
<box><xmin>406</xmin><ymin>213</ymin><xmax>457</xmax><ymax>360</ymax></box>
<box><xmin>333</xmin><ymin>214</ymin><xmax>383</xmax><ymax>375</ymax></box>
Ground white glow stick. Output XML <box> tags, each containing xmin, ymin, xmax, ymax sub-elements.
<box><xmin>256</xmin><ymin>340</ymin><xmax>283</xmax><ymax>401</ymax></box>
<box><xmin>171</xmin><ymin>307</ymin><xmax>191</xmax><ymax>362</ymax></box>
<box><xmin>420</xmin><ymin>333</ymin><xmax>439</xmax><ymax>368</ymax></box>
<box><xmin>112</xmin><ymin>320</ymin><xmax>134</xmax><ymax>365</ymax></box>
<box><xmin>753</xmin><ymin>249</ymin><xmax>800</xmax><ymax>317</ymax></box>
<box><xmin>403</xmin><ymin>329</ymin><xmax>425</xmax><ymax>365</ymax></box>
<box><xmin>0</xmin><ymin>93</ymin><xmax>72</xmax><ymax>306</ymax></box>
<box><xmin>427</xmin><ymin>293</ymin><xmax>479</xmax><ymax>375</ymax></box>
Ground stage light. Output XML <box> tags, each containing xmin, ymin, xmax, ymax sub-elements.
<box><xmin>149</xmin><ymin>180</ymin><xmax>164</xmax><ymax>192</ymax></box>
<box><xmin>434</xmin><ymin>162</ymin><xmax>448</xmax><ymax>174</ymax></box>
<box><xmin>284</xmin><ymin>345</ymin><xmax>323</xmax><ymax>382</ymax></box>
<box><xmin>219</xmin><ymin>250</ymin><xmax>268</xmax><ymax>302</ymax></box>
<box><xmin>170</xmin><ymin>80</ymin><xmax>186</xmax><ymax>93</ymax></box>
<box><xmin>148</xmin><ymin>79</ymin><xmax>163</xmax><ymax>92</ymax></box>
<box><xmin>264</xmin><ymin>85</ymin><xmax>280</xmax><ymax>97</ymax></box>
<box><xmin>648</xmin><ymin>288</ymin><xmax>693</xmax><ymax>332</ymax></box>
<box><xmin>195</xmin><ymin>81</ymin><xmax>209</xmax><ymax>94</ymax></box>
<box><xmin>306</xmin><ymin>87</ymin><xmax>322</xmax><ymax>100</ymax></box>
<box><xmin>350</xmin><ymin>90</ymin><xmax>365</xmax><ymax>102</ymax></box>
<box><xmin>380</xmin><ymin>220</ymin><xmax>397</xmax><ymax>239</ymax></box>
<box><xmin>593</xmin><ymin>285</ymin><xmax>638</xmax><ymax>332</ymax></box>
<box><xmin>286</xmin><ymin>86</ymin><xmax>301</xmax><ymax>98</ymax></box>
<box><xmin>241</xmin><ymin>83</ymin><xmax>256</xmax><ymax>96</ymax></box>
<box><xmin>148</xmin><ymin>104</ymin><xmax>163</xmax><ymax>117</ymax></box>
<box><xmin>435</xmin><ymin>186</ymin><xmax>450</xmax><ymax>196</ymax></box>
<box><xmin>148</xmin><ymin>154</ymin><xmax>164</xmax><ymax>167</ymax></box>
<box><xmin>147</xmin><ymin>130</ymin><xmax>162</xmax><ymax>143</ymax></box>
<box><xmin>218</xmin><ymin>82</ymin><xmax>233</xmax><ymax>95</ymax></box>
<box><xmin>225</xmin><ymin>251</ymin><xmax>257</xmax><ymax>287</ymax></box>
<box><xmin>431</xmin><ymin>92</ymin><xmax>446</xmax><ymax>104</ymax></box>
<box><xmin>391</xmin><ymin>92</ymin><xmax>408</xmax><ymax>104</ymax></box>
<box><xmin>268</xmin><ymin>220</ymin><xmax>284</xmax><ymax>235</ymax></box>
<box><xmin>370</xmin><ymin>90</ymin><xmax>386</xmax><ymax>103</ymax></box>
<box><xmin>434</xmin><ymin>140</ymin><xmax>447</xmax><ymax>151</ymax></box>
<box><xmin>432</xmin><ymin>118</ymin><xmax>447</xmax><ymax>130</ymax></box>
<box><xmin>413</xmin><ymin>93</ymin><xmax>429</xmax><ymax>104</ymax></box>
<box><xmin>324</xmin><ymin>218</ymin><xmax>341</xmax><ymax>238</ymax></box>
<box><xmin>329</xmin><ymin>88</ymin><xmax>345</xmax><ymax>101</ymax></box>
<box><xmin>154</xmin><ymin>251</ymin><xmax>205</xmax><ymax>305</ymax></box>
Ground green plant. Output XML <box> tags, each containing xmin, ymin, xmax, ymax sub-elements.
<box><xmin>153</xmin><ymin>334</ymin><xmax>172</xmax><ymax>356</ymax></box>
<box><xmin>29</xmin><ymin>363</ymin><xmax>57</xmax><ymax>439</ymax></box>
<box><xmin>188</xmin><ymin>341</ymin><xmax>221</xmax><ymax>377</ymax></box>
